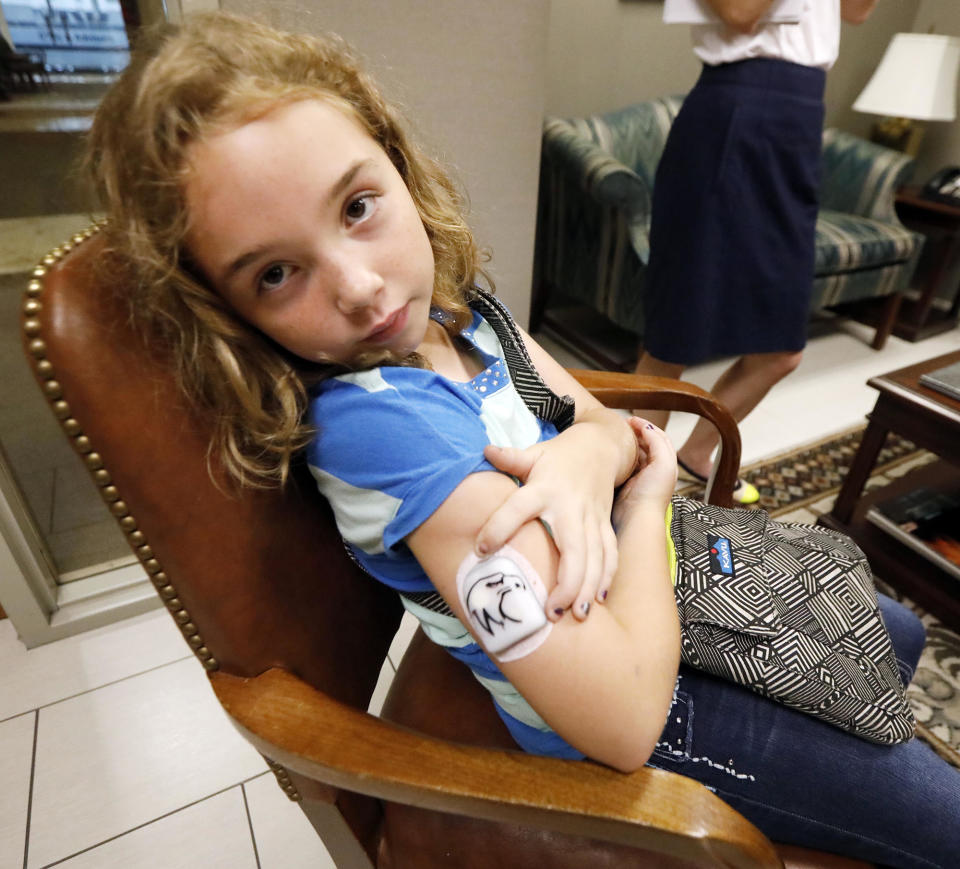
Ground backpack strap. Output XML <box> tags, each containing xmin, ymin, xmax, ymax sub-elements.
<box><xmin>366</xmin><ymin>290</ymin><xmax>576</xmax><ymax>620</ymax></box>
<box><xmin>468</xmin><ymin>289</ymin><xmax>576</xmax><ymax>432</ymax></box>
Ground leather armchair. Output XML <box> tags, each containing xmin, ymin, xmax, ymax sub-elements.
<box><xmin>21</xmin><ymin>228</ymin><xmax>871</xmax><ymax>869</ymax></box>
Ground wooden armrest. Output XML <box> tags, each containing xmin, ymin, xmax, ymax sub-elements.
<box><xmin>570</xmin><ymin>369</ymin><xmax>741</xmax><ymax>507</ymax></box>
<box><xmin>212</xmin><ymin>668</ymin><xmax>782</xmax><ymax>869</ymax></box>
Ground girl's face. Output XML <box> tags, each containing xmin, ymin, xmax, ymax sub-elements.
<box><xmin>183</xmin><ymin>99</ymin><xmax>436</xmax><ymax>364</ymax></box>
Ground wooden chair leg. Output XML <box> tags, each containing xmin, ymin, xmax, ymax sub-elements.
<box><xmin>871</xmin><ymin>291</ymin><xmax>903</xmax><ymax>350</ymax></box>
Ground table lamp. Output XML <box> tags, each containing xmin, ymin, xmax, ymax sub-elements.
<box><xmin>853</xmin><ymin>32</ymin><xmax>960</xmax><ymax>157</ymax></box>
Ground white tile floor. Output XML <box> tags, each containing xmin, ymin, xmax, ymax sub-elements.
<box><xmin>1</xmin><ymin>315</ymin><xmax>959</xmax><ymax>868</ymax></box>
<box><xmin>0</xmin><ymin>604</ymin><xmax>416</xmax><ymax>869</ymax></box>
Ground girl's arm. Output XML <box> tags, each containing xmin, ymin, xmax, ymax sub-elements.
<box><xmin>476</xmin><ymin>327</ymin><xmax>643</xmax><ymax>620</ymax></box>
<box><xmin>408</xmin><ymin>421</ymin><xmax>680</xmax><ymax>772</ymax></box>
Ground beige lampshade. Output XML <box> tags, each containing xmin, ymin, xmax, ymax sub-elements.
<box><xmin>853</xmin><ymin>33</ymin><xmax>960</xmax><ymax>122</ymax></box>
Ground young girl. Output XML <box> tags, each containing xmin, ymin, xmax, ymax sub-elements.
<box><xmin>86</xmin><ymin>13</ymin><xmax>959</xmax><ymax>867</ymax></box>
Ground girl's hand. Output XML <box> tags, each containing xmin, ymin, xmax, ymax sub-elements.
<box><xmin>475</xmin><ymin>426</ymin><xmax>620</xmax><ymax>622</ymax></box>
<box><xmin>612</xmin><ymin>417</ymin><xmax>677</xmax><ymax>533</ymax></box>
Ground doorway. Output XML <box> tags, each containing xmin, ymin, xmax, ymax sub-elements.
<box><xmin>0</xmin><ymin>0</ymin><xmax>157</xmax><ymax>647</ymax></box>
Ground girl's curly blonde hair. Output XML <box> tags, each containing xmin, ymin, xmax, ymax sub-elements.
<box><xmin>86</xmin><ymin>12</ymin><xmax>485</xmax><ymax>488</ymax></box>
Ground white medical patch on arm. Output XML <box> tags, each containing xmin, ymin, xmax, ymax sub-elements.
<box><xmin>456</xmin><ymin>545</ymin><xmax>552</xmax><ymax>662</ymax></box>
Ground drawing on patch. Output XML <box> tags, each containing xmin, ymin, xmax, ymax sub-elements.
<box><xmin>465</xmin><ymin>563</ymin><xmax>547</xmax><ymax>654</ymax></box>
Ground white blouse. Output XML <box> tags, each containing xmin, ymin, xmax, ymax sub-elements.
<box><xmin>665</xmin><ymin>0</ymin><xmax>841</xmax><ymax>70</ymax></box>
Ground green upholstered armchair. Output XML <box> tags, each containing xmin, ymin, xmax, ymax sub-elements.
<box><xmin>532</xmin><ymin>97</ymin><xmax>924</xmax><ymax>359</ymax></box>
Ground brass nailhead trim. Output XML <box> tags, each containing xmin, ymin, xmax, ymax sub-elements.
<box><xmin>265</xmin><ymin>759</ymin><xmax>302</xmax><ymax>802</ymax></box>
<box><xmin>22</xmin><ymin>225</ymin><xmax>218</xmax><ymax>673</ymax></box>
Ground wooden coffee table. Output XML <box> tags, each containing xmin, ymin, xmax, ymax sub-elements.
<box><xmin>819</xmin><ymin>349</ymin><xmax>960</xmax><ymax>631</ymax></box>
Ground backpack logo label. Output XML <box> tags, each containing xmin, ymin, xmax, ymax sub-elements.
<box><xmin>708</xmin><ymin>534</ymin><xmax>735</xmax><ymax>576</ymax></box>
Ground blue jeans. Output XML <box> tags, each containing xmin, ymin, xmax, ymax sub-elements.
<box><xmin>648</xmin><ymin>594</ymin><xmax>960</xmax><ymax>868</ymax></box>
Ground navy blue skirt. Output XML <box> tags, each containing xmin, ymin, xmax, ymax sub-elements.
<box><xmin>643</xmin><ymin>58</ymin><xmax>826</xmax><ymax>365</ymax></box>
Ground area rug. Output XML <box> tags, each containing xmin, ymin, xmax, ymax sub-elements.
<box><xmin>678</xmin><ymin>424</ymin><xmax>960</xmax><ymax>769</ymax></box>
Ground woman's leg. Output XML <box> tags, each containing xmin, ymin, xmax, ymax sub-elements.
<box><xmin>632</xmin><ymin>352</ymin><xmax>685</xmax><ymax>430</ymax></box>
<box><xmin>649</xmin><ymin>664</ymin><xmax>959</xmax><ymax>868</ymax></box>
<box><xmin>673</xmin><ymin>350</ymin><xmax>803</xmax><ymax>478</ymax></box>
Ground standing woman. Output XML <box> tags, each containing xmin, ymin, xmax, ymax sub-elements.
<box><xmin>634</xmin><ymin>0</ymin><xmax>878</xmax><ymax>504</ymax></box>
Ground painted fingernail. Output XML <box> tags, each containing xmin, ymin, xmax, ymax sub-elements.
<box><xmin>646</xmin><ymin>423</ymin><xmax>655</xmax><ymax>430</ymax></box>
<box><xmin>600</xmin><ymin>589</ymin><xmax>608</xmax><ymax>601</ymax></box>
<box><xmin>581</xmin><ymin>601</ymin><xmax>591</xmax><ymax>616</ymax></box>
<box><xmin>554</xmin><ymin>607</ymin><xmax>564</xmax><ymax>617</ymax></box>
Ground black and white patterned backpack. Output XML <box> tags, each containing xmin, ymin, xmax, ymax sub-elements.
<box><xmin>419</xmin><ymin>289</ymin><xmax>915</xmax><ymax>745</ymax></box>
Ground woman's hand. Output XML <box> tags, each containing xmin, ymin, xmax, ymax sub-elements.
<box><xmin>612</xmin><ymin>417</ymin><xmax>677</xmax><ymax>534</ymax></box>
<box><xmin>475</xmin><ymin>422</ymin><xmax>624</xmax><ymax>622</ymax></box>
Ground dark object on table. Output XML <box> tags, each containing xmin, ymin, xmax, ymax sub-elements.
<box><xmin>922</xmin><ymin>166</ymin><xmax>960</xmax><ymax>205</ymax></box>
<box><xmin>920</xmin><ymin>359</ymin><xmax>960</xmax><ymax>401</ymax></box>
<box><xmin>867</xmin><ymin>484</ymin><xmax>960</xmax><ymax>579</ymax></box>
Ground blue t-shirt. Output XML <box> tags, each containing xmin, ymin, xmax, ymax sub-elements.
<box><xmin>306</xmin><ymin>309</ymin><xmax>584</xmax><ymax>758</ymax></box>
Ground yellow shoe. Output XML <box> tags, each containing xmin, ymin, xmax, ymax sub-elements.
<box><xmin>731</xmin><ymin>478</ymin><xmax>760</xmax><ymax>505</ymax></box>
<box><xmin>677</xmin><ymin>458</ymin><xmax>760</xmax><ymax>506</ymax></box>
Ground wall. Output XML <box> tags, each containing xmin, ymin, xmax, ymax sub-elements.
<box><xmin>911</xmin><ymin>0</ymin><xmax>960</xmax><ymax>180</ymax></box>
<box><xmin>221</xmin><ymin>0</ymin><xmax>550</xmax><ymax>324</ymax></box>
<box><xmin>545</xmin><ymin>0</ymin><xmax>920</xmax><ymax>140</ymax></box>
<box><xmin>826</xmin><ymin>0</ymin><xmax>922</xmax><ymax>136</ymax></box>
<box><xmin>545</xmin><ymin>0</ymin><xmax>700</xmax><ymax>115</ymax></box>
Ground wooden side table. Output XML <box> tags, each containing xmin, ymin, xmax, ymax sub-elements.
<box><xmin>819</xmin><ymin>350</ymin><xmax>960</xmax><ymax>632</ymax></box>
<box><xmin>891</xmin><ymin>187</ymin><xmax>960</xmax><ymax>341</ymax></box>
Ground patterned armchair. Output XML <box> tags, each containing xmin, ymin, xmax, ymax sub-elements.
<box><xmin>532</xmin><ymin>97</ymin><xmax>924</xmax><ymax>358</ymax></box>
